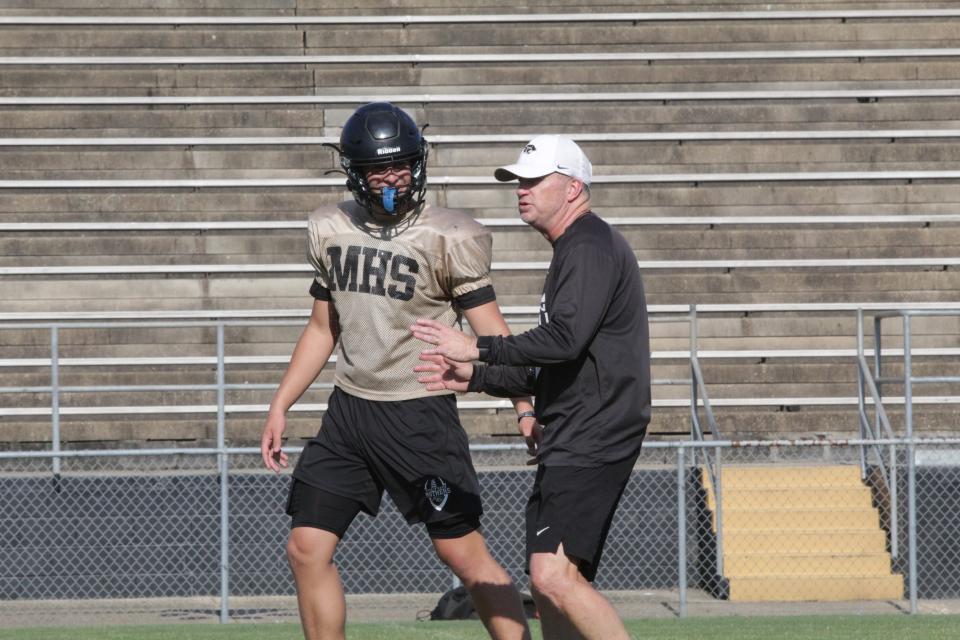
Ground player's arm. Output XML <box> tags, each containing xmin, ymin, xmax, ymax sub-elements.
<box><xmin>260</xmin><ymin>298</ymin><xmax>338</xmax><ymax>472</ymax></box>
<box><xmin>462</xmin><ymin>302</ymin><xmax>539</xmax><ymax>451</ymax></box>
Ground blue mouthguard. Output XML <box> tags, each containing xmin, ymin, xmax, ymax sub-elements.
<box><xmin>381</xmin><ymin>187</ymin><xmax>397</xmax><ymax>213</ymax></box>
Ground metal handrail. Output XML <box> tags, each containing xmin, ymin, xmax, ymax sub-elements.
<box><xmin>856</xmin><ymin>352</ymin><xmax>899</xmax><ymax>562</ymax></box>
<box><xmin>856</xmin><ymin>310</ymin><xmax>899</xmax><ymax>562</ymax></box>
<box><xmin>858</xmin><ymin>307</ymin><xmax>960</xmax><ymax>614</ymax></box>
<box><xmin>685</xmin><ymin>306</ymin><xmax>724</xmax><ymax>577</ymax></box>
<box><xmin>1</xmin><ymin>312</ymin><xmax>701</xmax><ymax>460</ymax></box>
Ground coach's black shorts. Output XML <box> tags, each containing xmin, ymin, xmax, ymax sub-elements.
<box><xmin>525</xmin><ymin>453</ymin><xmax>639</xmax><ymax>582</ymax></box>
<box><xmin>289</xmin><ymin>387</ymin><xmax>483</xmax><ymax>533</ymax></box>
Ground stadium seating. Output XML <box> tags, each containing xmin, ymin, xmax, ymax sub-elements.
<box><xmin>0</xmin><ymin>4</ymin><xmax>958</xmax><ymax>447</ymax></box>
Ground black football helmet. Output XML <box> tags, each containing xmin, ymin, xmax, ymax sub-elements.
<box><xmin>338</xmin><ymin>102</ymin><xmax>428</xmax><ymax>215</ymax></box>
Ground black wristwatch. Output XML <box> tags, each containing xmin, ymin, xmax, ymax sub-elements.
<box><xmin>517</xmin><ymin>411</ymin><xmax>537</xmax><ymax>422</ymax></box>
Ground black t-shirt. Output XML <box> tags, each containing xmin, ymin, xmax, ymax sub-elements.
<box><xmin>473</xmin><ymin>212</ymin><xmax>651</xmax><ymax>466</ymax></box>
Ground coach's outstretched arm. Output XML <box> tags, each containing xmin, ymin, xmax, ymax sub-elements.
<box><xmin>413</xmin><ymin>242</ymin><xmax>616</xmax><ymax>368</ymax></box>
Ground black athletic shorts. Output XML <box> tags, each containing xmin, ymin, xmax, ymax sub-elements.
<box><xmin>289</xmin><ymin>387</ymin><xmax>484</xmax><ymax>533</ymax></box>
<box><xmin>525</xmin><ymin>452</ymin><xmax>639</xmax><ymax>582</ymax></box>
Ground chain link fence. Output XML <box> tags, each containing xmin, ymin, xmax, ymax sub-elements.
<box><xmin>1</xmin><ymin>438</ymin><xmax>959</xmax><ymax>623</ymax></box>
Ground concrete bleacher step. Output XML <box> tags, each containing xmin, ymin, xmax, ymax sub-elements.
<box><xmin>720</xmin><ymin>507</ymin><xmax>883</xmax><ymax>530</ymax></box>
<box><xmin>5</xmin><ymin>18</ymin><xmax>960</xmax><ymax>57</ymax></box>
<box><xmin>6</xmin><ymin>402</ymin><xmax>956</xmax><ymax>447</ymax></box>
<box><xmin>1</xmin><ymin>270</ymin><xmax>958</xmax><ymax>314</ymax></box>
<box><xmin>4</xmin><ymin>225</ymin><xmax>959</xmax><ymax>267</ymax></box>
<box><xmin>0</xmin><ymin>105</ymin><xmax>325</xmax><ymax>135</ymax></box>
<box><xmin>7</xmin><ymin>99</ymin><xmax>960</xmax><ymax>131</ymax></box>
<box><xmin>2</xmin><ymin>184</ymin><xmax>959</xmax><ymax>222</ymax></box>
<box><xmin>449</xmin><ymin>181</ymin><xmax>960</xmax><ymax>214</ymax></box>
<box><xmin>703</xmin><ymin>465</ymin><xmax>903</xmax><ymax>601</ymax></box>
<box><xmin>723</xmin><ymin>552</ymin><xmax>894</xmax><ymax>576</ymax></box>
<box><xmin>726</xmin><ymin>575</ymin><xmax>904</xmax><ymax>602</ymax></box>
<box><xmin>706</xmin><ymin>464</ymin><xmax>861</xmax><ymax>487</ymax></box>
<box><xmin>722</xmin><ymin>529</ymin><xmax>890</xmax><ymax>555</ymax></box>
<box><xmin>0</xmin><ymin>404</ymin><xmax>703</xmax><ymax>447</ymax></box>
<box><xmin>4</xmin><ymin>58</ymin><xmax>960</xmax><ymax>97</ymax></box>
<box><xmin>706</xmin><ymin>486</ymin><xmax>874</xmax><ymax>510</ymax></box>
<box><xmin>0</xmin><ymin>69</ymin><xmax>314</xmax><ymax>97</ymax></box>
<box><xmin>714</xmin><ymin>406</ymin><xmax>957</xmax><ymax>438</ymax></box>
<box><xmin>6</xmin><ymin>140</ymin><xmax>960</xmax><ymax>178</ymax></box>
<box><xmin>5</xmin><ymin>1</ymin><xmax>957</xmax><ymax>15</ymax></box>
<box><xmin>0</xmin><ymin>192</ymin><xmax>327</xmax><ymax>223</ymax></box>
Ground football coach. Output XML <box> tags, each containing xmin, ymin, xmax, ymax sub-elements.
<box><xmin>412</xmin><ymin>134</ymin><xmax>651</xmax><ymax>640</ymax></box>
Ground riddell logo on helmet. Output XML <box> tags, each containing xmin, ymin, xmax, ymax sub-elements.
<box><xmin>377</xmin><ymin>146</ymin><xmax>402</xmax><ymax>155</ymax></box>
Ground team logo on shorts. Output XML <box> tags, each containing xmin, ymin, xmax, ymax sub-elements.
<box><xmin>424</xmin><ymin>477</ymin><xmax>450</xmax><ymax>511</ymax></box>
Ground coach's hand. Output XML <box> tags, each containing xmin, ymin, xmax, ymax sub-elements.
<box><xmin>261</xmin><ymin>410</ymin><xmax>289</xmax><ymax>473</ymax></box>
<box><xmin>411</xmin><ymin>319</ymin><xmax>480</xmax><ymax>363</ymax></box>
<box><xmin>414</xmin><ymin>353</ymin><xmax>473</xmax><ymax>392</ymax></box>
<box><xmin>519</xmin><ymin>415</ymin><xmax>543</xmax><ymax>462</ymax></box>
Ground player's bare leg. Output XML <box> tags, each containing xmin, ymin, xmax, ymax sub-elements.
<box><xmin>529</xmin><ymin>544</ymin><xmax>629</xmax><ymax>640</ymax></box>
<box><xmin>432</xmin><ymin>530</ymin><xmax>532</xmax><ymax>640</ymax></box>
<box><xmin>287</xmin><ymin>527</ymin><xmax>346</xmax><ymax>640</ymax></box>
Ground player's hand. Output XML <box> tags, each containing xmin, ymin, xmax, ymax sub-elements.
<box><xmin>414</xmin><ymin>353</ymin><xmax>473</xmax><ymax>392</ymax></box>
<box><xmin>411</xmin><ymin>319</ymin><xmax>480</xmax><ymax>363</ymax></box>
<box><xmin>519</xmin><ymin>415</ymin><xmax>543</xmax><ymax>462</ymax></box>
<box><xmin>261</xmin><ymin>410</ymin><xmax>289</xmax><ymax>473</ymax></box>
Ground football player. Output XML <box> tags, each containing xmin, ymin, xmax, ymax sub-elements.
<box><xmin>261</xmin><ymin>102</ymin><xmax>532</xmax><ymax>640</ymax></box>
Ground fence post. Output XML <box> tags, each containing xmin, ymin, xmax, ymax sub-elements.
<box><xmin>217</xmin><ymin>324</ymin><xmax>230</xmax><ymax>623</ymax></box>
<box><xmin>907</xmin><ymin>438</ymin><xmax>917</xmax><ymax>615</ymax></box>
<box><xmin>677</xmin><ymin>446</ymin><xmax>687</xmax><ymax>618</ymax></box>
<box><xmin>219</xmin><ymin>449</ymin><xmax>231</xmax><ymax>623</ymax></box>
<box><xmin>714</xmin><ymin>447</ymin><xmax>723</xmax><ymax>577</ymax></box>
<box><xmin>890</xmin><ymin>442</ymin><xmax>899</xmax><ymax>561</ymax></box>
<box><xmin>50</xmin><ymin>325</ymin><xmax>61</xmax><ymax>483</ymax></box>
<box><xmin>216</xmin><ymin>323</ymin><xmax>226</xmax><ymax>452</ymax></box>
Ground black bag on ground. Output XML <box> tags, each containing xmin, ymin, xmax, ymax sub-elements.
<box><xmin>428</xmin><ymin>586</ymin><xmax>537</xmax><ymax>620</ymax></box>
<box><xmin>430</xmin><ymin>586</ymin><xmax>477</xmax><ymax>620</ymax></box>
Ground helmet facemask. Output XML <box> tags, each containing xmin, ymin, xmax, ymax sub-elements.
<box><xmin>336</xmin><ymin>102</ymin><xmax>429</xmax><ymax>217</ymax></box>
<box><xmin>341</xmin><ymin>143</ymin><xmax>428</xmax><ymax>216</ymax></box>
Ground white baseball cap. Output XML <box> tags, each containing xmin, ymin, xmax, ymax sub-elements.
<box><xmin>494</xmin><ymin>134</ymin><xmax>592</xmax><ymax>186</ymax></box>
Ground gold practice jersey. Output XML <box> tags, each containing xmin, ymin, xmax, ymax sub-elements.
<box><xmin>307</xmin><ymin>201</ymin><xmax>494</xmax><ymax>401</ymax></box>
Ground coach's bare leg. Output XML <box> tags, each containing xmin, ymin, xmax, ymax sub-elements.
<box><xmin>532</xmin><ymin>594</ymin><xmax>584</xmax><ymax>640</ymax></box>
<box><xmin>433</xmin><ymin>530</ymin><xmax>532</xmax><ymax>640</ymax></box>
<box><xmin>287</xmin><ymin>527</ymin><xmax>346</xmax><ymax>640</ymax></box>
<box><xmin>529</xmin><ymin>544</ymin><xmax>629</xmax><ymax>640</ymax></box>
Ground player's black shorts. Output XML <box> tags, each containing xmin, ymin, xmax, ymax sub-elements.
<box><xmin>289</xmin><ymin>387</ymin><xmax>483</xmax><ymax>535</ymax></box>
<box><xmin>525</xmin><ymin>453</ymin><xmax>639</xmax><ymax>582</ymax></box>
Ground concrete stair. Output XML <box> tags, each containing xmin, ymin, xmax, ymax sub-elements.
<box><xmin>703</xmin><ymin>465</ymin><xmax>904</xmax><ymax>601</ymax></box>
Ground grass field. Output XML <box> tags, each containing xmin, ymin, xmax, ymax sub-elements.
<box><xmin>3</xmin><ymin>615</ymin><xmax>960</xmax><ymax>640</ymax></box>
